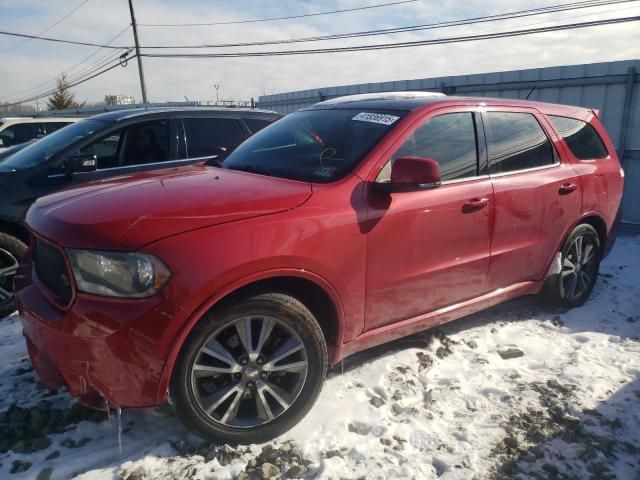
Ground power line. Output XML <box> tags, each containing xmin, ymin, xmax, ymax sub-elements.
<box><xmin>0</xmin><ymin>29</ymin><xmax>128</xmax><ymax>50</ymax></box>
<box><xmin>9</xmin><ymin>50</ymin><xmax>125</xmax><ymax>103</ymax></box>
<box><xmin>1</xmin><ymin>0</ymin><xmax>631</xmax><ymax>52</ymax></box>
<box><xmin>63</xmin><ymin>26</ymin><xmax>132</xmax><ymax>78</ymax></box>
<box><xmin>138</xmin><ymin>0</ymin><xmax>417</xmax><ymax>27</ymax></box>
<box><xmin>140</xmin><ymin>16</ymin><xmax>640</xmax><ymax>58</ymax></box>
<box><xmin>4</xmin><ymin>53</ymin><xmax>135</xmax><ymax>107</ymax></box>
<box><xmin>13</xmin><ymin>53</ymin><xmax>129</xmax><ymax>106</ymax></box>
<box><xmin>8</xmin><ymin>26</ymin><xmax>131</xmax><ymax>99</ymax></box>
<box><xmin>0</xmin><ymin>0</ymin><xmax>91</xmax><ymax>54</ymax></box>
<box><xmin>138</xmin><ymin>0</ymin><xmax>638</xmax><ymax>49</ymax></box>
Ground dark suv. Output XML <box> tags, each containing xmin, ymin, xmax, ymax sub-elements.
<box><xmin>0</xmin><ymin>107</ymin><xmax>281</xmax><ymax>316</ymax></box>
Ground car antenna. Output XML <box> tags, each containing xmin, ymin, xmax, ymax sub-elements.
<box><xmin>525</xmin><ymin>86</ymin><xmax>536</xmax><ymax>100</ymax></box>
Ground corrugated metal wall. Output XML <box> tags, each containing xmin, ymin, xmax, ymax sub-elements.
<box><xmin>258</xmin><ymin>60</ymin><xmax>640</xmax><ymax>229</ymax></box>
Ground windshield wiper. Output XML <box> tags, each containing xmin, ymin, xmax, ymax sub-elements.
<box><xmin>227</xmin><ymin>164</ymin><xmax>270</xmax><ymax>176</ymax></box>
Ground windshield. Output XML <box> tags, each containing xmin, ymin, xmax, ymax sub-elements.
<box><xmin>222</xmin><ymin>109</ymin><xmax>405</xmax><ymax>182</ymax></box>
<box><xmin>0</xmin><ymin>119</ymin><xmax>109</xmax><ymax>172</ymax></box>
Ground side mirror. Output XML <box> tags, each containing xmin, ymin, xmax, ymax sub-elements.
<box><xmin>375</xmin><ymin>156</ymin><xmax>442</xmax><ymax>193</ymax></box>
<box><xmin>0</xmin><ymin>138</ymin><xmax>4</xmax><ymax>147</ymax></box>
<box><xmin>64</xmin><ymin>153</ymin><xmax>97</xmax><ymax>174</ymax></box>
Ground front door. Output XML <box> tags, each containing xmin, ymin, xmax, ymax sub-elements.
<box><xmin>40</xmin><ymin>118</ymin><xmax>182</xmax><ymax>194</ymax></box>
<box><xmin>364</xmin><ymin>108</ymin><xmax>493</xmax><ymax>331</ymax></box>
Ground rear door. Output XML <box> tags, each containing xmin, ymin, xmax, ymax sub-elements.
<box><xmin>364</xmin><ymin>107</ymin><xmax>494</xmax><ymax>330</ymax></box>
<box><xmin>547</xmin><ymin>114</ymin><xmax>621</xmax><ymax>228</ymax></box>
<box><xmin>483</xmin><ymin>108</ymin><xmax>582</xmax><ymax>290</ymax></box>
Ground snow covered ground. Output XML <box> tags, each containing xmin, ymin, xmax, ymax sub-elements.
<box><xmin>1</xmin><ymin>235</ymin><xmax>638</xmax><ymax>480</ymax></box>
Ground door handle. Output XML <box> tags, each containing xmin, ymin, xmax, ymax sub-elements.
<box><xmin>462</xmin><ymin>197</ymin><xmax>489</xmax><ymax>213</ymax></box>
<box><xmin>559</xmin><ymin>183</ymin><xmax>578</xmax><ymax>195</ymax></box>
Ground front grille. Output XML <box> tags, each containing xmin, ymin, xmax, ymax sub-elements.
<box><xmin>35</xmin><ymin>239</ymin><xmax>73</xmax><ymax>306</ymax></box>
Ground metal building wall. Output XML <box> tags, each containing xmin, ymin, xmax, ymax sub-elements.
<box><xmin>258</xmin><ymin>60</ymin><xmax>640</xmax><ymax>229</ymax></box>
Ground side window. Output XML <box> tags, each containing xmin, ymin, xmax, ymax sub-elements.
<box><xmin>44</xmin><ymin>122</ymin><xmax>72</xmax><ymax>135</ymax></box>
<box><xmin>548</xmin><ymin>115</ymin><xmax>608</xmax><ymax>160</ymax></box>
<box><xmin>243</xmin><ymin>118</ymin><xmax>273</xmax><ymax>134</ymax></box>
<box><xmin>35</xmin><ymin>123</ymin><xmax>47</xmax><ymax>138</ymax></box>
<box><xmin>0</xmin><ymin>123</ymin><xmax>40</xmax><ymax>146</ymax></box>
<box><xmin>79</xmin><ymin>131</ymin><xmax>124</xmax><ymax>169</ymax></box>
<box><xmin>184</xmin><ymin>118</ymin><xmax>247</xmax><ymax>159</ymax></box>
<box><xmin>120</xmin><ymin>120</ymin><xmax>169</xmax><ymax>166</ymax></box>
<box><xmin>378</xmin><ymin>112</ymin><xmax>478</xmax><ymax>183</ymax></box>
<box><xmin>485</xmin><ymin>112</ymin><xmax>555</xmax><ymax>174</ymax></box>
<box><xmin>0</xmin><ymin>125</ymin><xmax>15</xmax><ymax>146</ymax></box>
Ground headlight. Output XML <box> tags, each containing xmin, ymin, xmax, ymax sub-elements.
<box><xmin>66</xmin><ymin>249</ymin><xmax>171</xmax><ymax>298</ymax></box>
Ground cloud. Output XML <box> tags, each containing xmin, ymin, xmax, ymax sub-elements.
<box><xmin>0</xmin><ymin>0</ymin><xmax>638</xmax><ymax>105</ymax></box>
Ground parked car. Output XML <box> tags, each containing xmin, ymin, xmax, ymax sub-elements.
<box><xmin>0</xmin><ymin>107</ymin><xmax>281</xmax><ymax>316</ymax></box>
<box><xmin>0</xmin><ymin>139</ymin><xmax>35</xmax><ymax>161</ymax></box>
<box><xmin>15</xmin><ymin>92</ymin><xmax>623</xmax><ymax>444</ymax></box>
<box><xmin>0</xmin><ymin>117</ymin><xmax>80</xmax><ymax>151</ymax></box>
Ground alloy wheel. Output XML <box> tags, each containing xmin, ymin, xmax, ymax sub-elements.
<box><xmin>190</xmin><ymin>315</ymin><xmax>308</xmax><ymax>428</ymax></box>
<box><xmin>0</xmin><ymin>248</ymin><xmax>19</xmax><ymax>309</ymax></box>
<box><xmin>561</xmin><ymin>233</ymin><xmax>598</xmax><ymax>301</ymax></box>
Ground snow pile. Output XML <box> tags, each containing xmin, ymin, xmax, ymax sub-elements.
<box><xmin>0</xmin><ymin>235</ymin><xmax>638</xmax><ymax>479</ymax></box>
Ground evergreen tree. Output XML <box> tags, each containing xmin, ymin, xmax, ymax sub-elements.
<box><xmin>46</xmin><ymin>75</ymin><xmax>85</xmax><ymax>110</ymax></box>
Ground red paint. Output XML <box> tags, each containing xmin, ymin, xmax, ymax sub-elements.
<box><xmin>16</xmin><ymin>96</ymin><xmax>623</xmax><ymax>409</ymax></box>
<box><xmin>390</xmin><ymin>156</ymin><xmax>441</xmax><ymax>185</ymax></box>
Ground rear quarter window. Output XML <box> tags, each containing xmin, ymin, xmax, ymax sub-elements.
<box><xmin>548</xmin><ymin>115</ymin><xmax>608</xmax><ymax>160</ymax></box>
<box><xmin>243</xmin><ymin>118</ymin><xmax>274</xmax><ymax>133</ymax></box>
<box><xmin>183</xmin><ymin>118</ymin><xmax>247</xmax><ymax>159</ymax></box>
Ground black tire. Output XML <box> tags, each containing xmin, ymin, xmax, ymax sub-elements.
<box><xmin>543</xmin><ymin>224</ymin><xmax>601</xmax><ymax>309</ymax></box>
<box><xmin>0</xmin><ymin>233</ymin><xmax>27</xmax><ymax>318</ymax></box>
<box><xmin>170</xmin><ymin>292</ymin><xmax>327</xmax><ymax>444</ymax></box>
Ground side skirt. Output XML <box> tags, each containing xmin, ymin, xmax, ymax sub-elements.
<box><xmin>331</xmin><ymin>281</ymin><xmax>540</xmax><ymax>363</ymax></box>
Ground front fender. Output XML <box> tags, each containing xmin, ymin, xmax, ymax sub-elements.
<box><xmin>153</xmin><ymin>267</ymin><xmax>346</xmax><ymax>404</ymax></box>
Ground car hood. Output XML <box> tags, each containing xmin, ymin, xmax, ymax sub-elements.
<box><xmin>27</xmin><ymin>165</ymin><xmax>313</xmax><ymax>250</ymax></box>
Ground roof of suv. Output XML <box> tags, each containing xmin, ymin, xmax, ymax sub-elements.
<box><xmin>306</xmin><ymin>91</ymin><xmax>593</xmax><ymax>118</ymax></box>
<box><xmin>90</xmin><ymin>107</ymin><xmax>282</xmax><ymax>123</ymax></box>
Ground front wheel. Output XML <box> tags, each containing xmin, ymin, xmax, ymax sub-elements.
<box><xmin>0</xmin><ymin>233</ymin><xmax>27</xmax><ymax>318</ymax></box>
<box><xmin>544</xmin><ymin>224</ymin><xmax>601</xmax><ymax>308</ymax></box>
<box><xmin>170</xmin><ymin>293</ymin><xmax>327</xmax><ymax>444</ymax></box>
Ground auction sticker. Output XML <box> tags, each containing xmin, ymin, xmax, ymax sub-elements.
<box><xmin>352</xmin><ymin>112</ymin><xmax>400</xmax><ymax>126</ymax></box>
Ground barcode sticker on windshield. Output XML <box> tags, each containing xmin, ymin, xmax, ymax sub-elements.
<box><xmin>352</xmin><ymin>112</ymin><xmax>400</xmax><ymax>126</ymax></box>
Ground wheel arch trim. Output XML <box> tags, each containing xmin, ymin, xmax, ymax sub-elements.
<box><xmin>155</xmin><ymin>268</ymin><xmax>346</xmax><ymax>404</ymax></box>
<box><xmin>542</xmin><ymin>210</ymin><xmax>608</xmax><ymax>283</ymax></box>
<box><xmin>0</xmin><ymin>218</ymin><xmax>30</xmax><ymax>245</ymax></box>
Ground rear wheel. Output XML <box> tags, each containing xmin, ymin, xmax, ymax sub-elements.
<box><xmin>171</xmin><ymin>292</ymin><xmax>327</xmax><ymax>444</ymax></box>
<box><xmin>544</xmin><ymin>224</ymin><xmax>601</xmax><ymax>308</ymax></box>
<box><xmin>0</xmin><ymin>233</ymin><xmax>27</xmax><ymax>318</ymax></box>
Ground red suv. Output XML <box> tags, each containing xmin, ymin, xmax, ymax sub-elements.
<box><xmin>15</xmin><ymin>92</ymin><xmax>623</xmax><ymax>444</ymax></box>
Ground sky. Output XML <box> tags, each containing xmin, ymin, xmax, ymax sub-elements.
<box><xmin>0</xmin><ymin>0</ymin><xmax>639</xmax><ymax>106</ymax></box>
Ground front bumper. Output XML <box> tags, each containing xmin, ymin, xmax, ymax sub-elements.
<box><xmin>15</xmin><ymin>247</ymin><xmax>186</xmax><ymax>408</ymax></box>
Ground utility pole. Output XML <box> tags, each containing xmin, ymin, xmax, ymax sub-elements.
<box><xmin>128</xmin><ymin>0</ymin><xmax>148</xmax><ymax>104</ymax></box>
<box><xmin>214</xmin><ymin>84</ymin><xmax>220</xmax><ymax>104</ymax></box>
